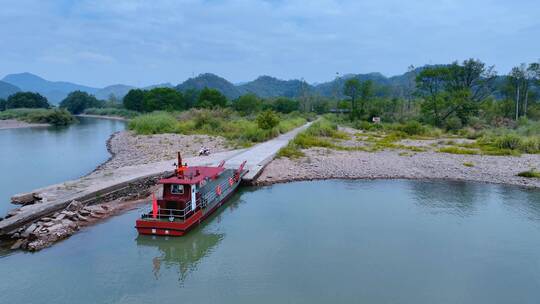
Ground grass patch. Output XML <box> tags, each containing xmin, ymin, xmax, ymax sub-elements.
<box><xmin>129</xmin><ymin>108</ymin><xmax>306</xmax><ymax>146</ymax></box>
<box><xmin>128</xmin><ymin>112</ymin><xmax>178</xmax><ymax>134</ymax></box>
<box><xmin>517</xmin><ymin>170</ymin><xmax>540</xmax><ymax>178</ymax></box>
<box><xmin>438</xmin><ymin>147</ymin><xmax>479</xmax><ymax>155</ymax></box>
<box><xmin>0</xmin><ymin>108</ymin><xmax>76</xmax><ymax>126</ymax></box>
<box><xmin>463</xmin><ymin>162</ymin><xmax>475</xmax><ymax>167</ymax></box>
<box><xmin>276</xmin><ymin>143</ymin><xmax>305</xmax><ymax>159</ymax></box>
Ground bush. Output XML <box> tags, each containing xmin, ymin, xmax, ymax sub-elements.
<box><xmin>495</xmin><ymin>134</ymin><xmax>522</xmax><ymax>150</ymax></box>
<box><xmin>353</xmin><ymin>120</ymin><xmax>383</xmax><ymax>131</ymax></box>
<box><xmin>128</xmin><ymin>112</ymin><xmax>178</xmax><ymax>134</ymax></box>
<box><xmin>0</xmin><ymin>108</ymin><xmax>76</xmax><ymax>126</ymax></box>
<box><xmin>400</xmin><ymin>120</ymin><xmax>427</xmax><ymax>136</ymax></box>
<box><xmin>520</xmin><ymin>137</ymin><xmax>540</xmax><ymax>154</ymax></box>
<box><xmin>256</xmin><ymin>110</ymin><xmax>280</xmax><ymax>130</ymax></box>
<box><xmin>445</xmin><ymin>116</ymin><xmax>463</xmax><ymax>131</ymax></box>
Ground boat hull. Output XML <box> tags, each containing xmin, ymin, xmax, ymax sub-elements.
<box><xmin>135</xmin><ymin>183</ymin><xmax>238</xmax><ymax>237</ymax></box>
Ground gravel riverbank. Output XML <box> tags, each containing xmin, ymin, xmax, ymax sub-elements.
<box><xmin>0</xmin><ymin>119</ymin><xmax>49</xmax><ymax>130</ymax></box>
<box><xmin>256</xmin><ymin>148</ymin><xmax>540</xmax><ymax>189</ymax></box>
<box><xmin>97</xmin><ymin>131</ymin><xmax>230</xmax><ymax>170</ymax></box>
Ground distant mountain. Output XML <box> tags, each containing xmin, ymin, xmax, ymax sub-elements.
<box><xmin>95</xmin><ymin>84</ymin><xmax>135</xmax><ymax>100</ymax></box>
<box><xmin>1</xmin><ymin>72</ymin><xmax>176</xmax><ymax>103</ymax></box>
<box><xmin>238</xmin><ymin>76</ymin><xmax>310</xmax><ymax>98</ymax></box>
<box><xmin>0</xmin><ymin>81</ymin><xmax>20</xmax><ymax>99</ymax></box>
<box><xmin>143</xmin><ymin>83</ymin><xmax>174</xmax><ymax>90</ymax></box>
<box><xmin>2</xmin><ymin>72</ymin><xmax>98</xmax><ymax>104</ymax></box>
<box><xmin>176</xmin><ymin>73</ymin><xmax>242</xmax><ymax>99</ymax></box>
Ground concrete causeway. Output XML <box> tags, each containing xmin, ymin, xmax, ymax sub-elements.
<box><xmin>0</xmin><ymin>122</ymin><xmax>311</xmax><ymax>235</ymax></box>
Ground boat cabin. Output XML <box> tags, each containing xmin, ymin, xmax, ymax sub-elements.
<box><xmin>157</xmin><ymin>165</ymin><xmax>225</xmax><ymax>213</ymax></box>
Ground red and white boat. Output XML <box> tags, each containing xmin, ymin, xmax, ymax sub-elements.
<box><xmin>136</xmin><ymin>153</ymin><xmax>246</xmax><ymax>236</ymax></box>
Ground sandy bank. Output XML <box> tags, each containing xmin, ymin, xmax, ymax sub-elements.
<box><xmin>0</xmin><ymin>119</ymin><xmax>49</xmax><ymax>130</ymax></box>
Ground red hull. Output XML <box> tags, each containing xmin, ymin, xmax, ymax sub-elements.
<box><xmin>135</xmin><ymin>189</ymin><xmax>235</xmax><ymax>236</ymax></box>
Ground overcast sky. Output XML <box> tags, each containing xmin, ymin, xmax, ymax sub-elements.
<box><xmin>1</xmin><ymin>0</ymin><xmax>539</xmax><ymax>87</ymax></box>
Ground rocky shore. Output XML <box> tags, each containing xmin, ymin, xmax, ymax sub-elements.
<box><xmin>0</xmin><ymin>119</ymin><xmax>49</xmax><ymax>130</ymax></box>
<box><xmin>256</xmin><ymin>148</ymin><xmax>540</xmax><ymax>189</ymax></box>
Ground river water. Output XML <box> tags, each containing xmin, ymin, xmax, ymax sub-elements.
<box><xmin>0</xmin><ymin>117</ymin><xmax>126</xmax><ymax>215</ymax></box>
<box><xmin>1</xmin><ymin>179</ymin><xmax>539</xmax><ymax>303</ymax></box>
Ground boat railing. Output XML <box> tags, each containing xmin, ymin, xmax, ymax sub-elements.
<box><xmin>140</xmin><ymin>174</ymin><xmax>240</xmax><ymax>222</ymax></box>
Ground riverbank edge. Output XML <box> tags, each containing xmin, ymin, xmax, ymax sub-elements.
<box><xmin>0</xmin><ymin>119</ymin><xmax>50</xmax><ymax>130</ymax></box>
<box><xmin>254</xmin><ymin>174</ymin><xmax>540</xmax><ymax>191</ymax></box>
<box><xmin>90</xmin><ymin>131</ymin><xmax>122</xmax><ymax>173</ymax></box>
<box><xmin>76</xmin><ymin>114</ymin><xmax>129</xmax><ymax>121</ymax></box>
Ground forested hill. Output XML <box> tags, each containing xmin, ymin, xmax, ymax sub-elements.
<box><xmin>0</xmin><ymin>81</ymin><xmax>20</xmax><ymax>99</ymax></box>
<box><xmin>3</xmin><ymin>66</ymin><xmax>519</xmax><ymax>103</ymax></box>
<box><xmin>175</xmin><ymin>70</ymin><xmax>422</xmax><ymax>99</ymax></box>
<box><xmin>176</xmin><ymin>73</ymin><xmax>242</xmax><ymax>99</ymax></box>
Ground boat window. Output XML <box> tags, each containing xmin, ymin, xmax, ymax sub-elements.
<box><xmin>171</xmin><ymin>184</ymin><xmax>184</xmax><ymax>195</ymax></box>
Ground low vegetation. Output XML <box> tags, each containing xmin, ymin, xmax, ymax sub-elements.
<box><xmin>83</xmin><ymin>107</ymin><xmax>140</xmax><ymax>119</ymax></box>
<box><xmin>0</xmin><ymin>108</ymin><xmax>76</xmax><ymax>126</ymax></box>
<box><xmin>517</xmin><ymin>170</ymin><xmax>540</xmax><ymax>178</ymax></box>
<box><xmin>129</xmin><ymin>109</ymin><xmax>307</xmax><ymax>147</ymax></box>
<box><xmin>277</xmin><ymin>119</ymin><xmax>347</xmax><ymax>158</ymax></box>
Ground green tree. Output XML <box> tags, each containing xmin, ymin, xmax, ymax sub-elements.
<box><xmin>59</xmin><ymin>91</ymin><xmax>103</xmax><ymax>114</ymax></box>
<box><xmin>415</xmin><ymin>59</ymin><xmax>495</xmax><ymax>126</ymax></box>
<box><xmin>123</xmin><ymin>89</ymin><xmax>146</xmax><ymax>112</ymax></box>
<box><xmin>183</xmin><ymin>88</ymin><xmax>199</xmax><ymax>109</ymax></box>
<box><xmin>234</xmin><ymin>94</ymin><xmax>262</xmax><ymax>115</ymax></box>
<box><xmin>343</xmin><ymin>79</ymin><xmax>361</xmax><ymax>119</ymax></box>
<box><xmin>359</xmin><ymin>80</ymin><xmax>374</xmax><ymax>114</ymax></box>
<box><xmin>0</xmin><ymin>98</ymin><xmax>6</xmax><ymax>111</ymax></box>
<box><xmin>196</xmin><ymin>87</ymin><xmax>227</xmax><ymax>108</ymax></box>
<box><xmin>143</xmin><ymin>88</ymin><xmax>186</xmax><ymax>112</ymax></box>
<box><xmin>6</xmin><ymin>92</ymin><xmax>50</xmax><ymax>109</ymax></box>
<box><xmin>256</xmin><ymin>110</ymin><xmax>280</xmax><ymax>130</ymax></box>
<box><xmin>312</xmin><ymin>98</ymin><xmax>330</xmax><ymax>114</ymax></box>
<box><xmin>272</xmin><ymin>97</ymin><xmax>299</xmax><ymax>113</ymax></box>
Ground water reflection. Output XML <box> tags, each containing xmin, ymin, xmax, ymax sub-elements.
<box><xmin>136</xmin><ymin>230</ymin><xmax>224</xmax><ymax>283</ymax></box>
<box><xmin>499</xmin><ymin>186</ymin><xmax>540</xmax><ymax>222</ymax></box>
<box><xmin>408</xmin><ymin>180</ymin><xmax>488</xmax><ymax>217</ymax></box>
<box><xmin>134</xmin><ymin>191</ymin><xmax>247</xmax><ymax>284</ymax></box>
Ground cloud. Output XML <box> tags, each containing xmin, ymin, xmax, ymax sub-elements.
<box><xmin>0</xmin><ymin>0</ymin><xmax>539</xmax><ymax>86</ymax></box>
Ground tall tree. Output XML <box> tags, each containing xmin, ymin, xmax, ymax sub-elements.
<box><xmin>59</xmin><ymin>91</ymin><xmax>102</xmax><ymax>114</ymax></box>
<box><xmin>416</xmin><ymin>59</ymin><xmax>496</xmax><ymax>126</ymax></box>
<box><xmin>344</xmin><ymin>79</ymin><xmax>361</xmax><ymax>119</ymax></box>
<box><xmin>196</xmin><ymin>87</ymin><xmax>227</xmax><ymax>108</ymax></box>
<box><xmin>143</xmin><ymin>88</ymin><xmax>186</xmax><ymax>112</ymax></box>
<box><xmin>123</xmin><ymin>89</ymin><xmax>145</xmax><ymax>112</ymax></box>
<box><xmin>6</xmin><ymin>92</ymin><xmax>50</xmax><ymax>109</ymax></box>
<box><xmin>233</xmin><ymin>94</ymin><xmax>262</xmax><ymax>115</ymax></box>
<box><xmin>359</xmin><ymin>80</ymin><xmax>374</xmax><ymax>114</ymax></box>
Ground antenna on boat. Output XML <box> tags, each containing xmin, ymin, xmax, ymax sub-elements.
<box><xmin>175</xmin><ymin>152</ymin><xmax>186</xmax><ymax>177</ymax></box>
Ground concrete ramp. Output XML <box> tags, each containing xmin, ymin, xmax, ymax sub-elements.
<box><xmin>226</xmin><ymin>121</ymin><xmax>311</xmax><ymax>181</ymax></box>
